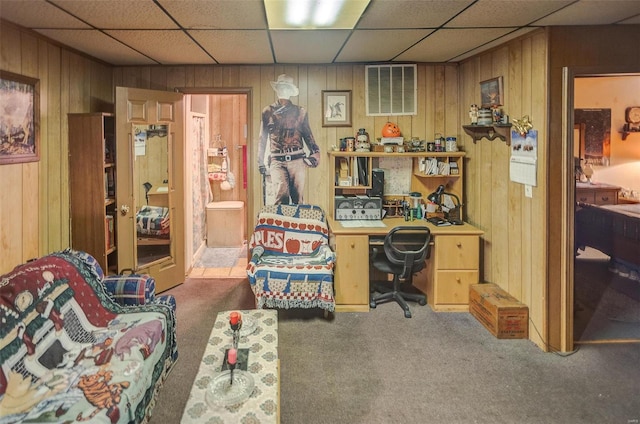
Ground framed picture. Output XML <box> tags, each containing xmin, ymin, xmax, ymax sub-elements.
<box><xmin>322</xmin><ymin>90</ymin><xmax>352</xmax><ymax>127</ymax></box>
<box><xmin>0</xmin><ymin>70</ymin><xmax>40</xmax><ymax>164</ymax></box>
<box><xmin>480</xmin><ymin>76</ymin><xmax>503</xmax><ymax>109</ymax></box>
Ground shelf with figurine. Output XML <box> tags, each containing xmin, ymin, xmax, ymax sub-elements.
<box><xmin>464</xmin><ymin>103</ymin><xmax>512</xmax><ymax>145</ymax></box>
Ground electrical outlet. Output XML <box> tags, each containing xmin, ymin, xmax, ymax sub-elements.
<box><xmin>525</xmin><ymin>185</ymin><xmax>533</xmax><ymax>198</ymax></box>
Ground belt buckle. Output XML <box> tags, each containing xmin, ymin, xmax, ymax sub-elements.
<box><xmin>285</xmin><ymin>154</ymin><xmax>292</xmax><ymax>161</ymax></box>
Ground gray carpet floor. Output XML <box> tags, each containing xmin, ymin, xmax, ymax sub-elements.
<box><xmin>150</xmin><ymin>276</ymin><xmax>640</xmax><ymax>424</ymax></box>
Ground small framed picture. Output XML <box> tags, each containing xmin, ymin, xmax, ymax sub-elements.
<box><xmin>322</xmin><ymin>90</ymin><xmax>352</xmax><ymax>127</ymax></box>
<box><xmin>480</xmin><ymin>76</ymin><xmax>503</xmax><ymax>109</ymax></box>
<box><xmin>0</xmin><ymin>70</ymin><xmax>40</xmax><ymax>164</ymax></box>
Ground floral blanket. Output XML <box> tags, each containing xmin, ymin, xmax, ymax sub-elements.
<box><xmin>246</xmin><ymin>204</ymin><xmax>336</xmax><ymax>312</ymax></box>
<box><xmin>0</xmin><ymin>250</ymin><xmax>177</xmax><ymax>423</ymax></box>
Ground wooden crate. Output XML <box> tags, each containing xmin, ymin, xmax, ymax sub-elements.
<box><xmin>469</xmin><ymin>283</ymin><xmax>528</xmax><ymax>339</ymax></box>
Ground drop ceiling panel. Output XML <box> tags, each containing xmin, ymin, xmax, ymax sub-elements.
<box><xmin>447</xmin><ymin>0</ymin><xmax>574</xmax><ymax>27</ymax></box>
<box><xmin>357</xmin><ymin>0</ymin><xmax>473</xmax><ymax>28</ymax></box>
<box><xmin>159</xmin><ymin>0</ymin><xmax>267</xmax><ymax>29</ymax></box>
<box><xmin>337</xmin><ymin>29</ymin><xmax>435</xmax><ymax>63</ymax></box>
<box><xmin>395</xmin><ymin>28</ymin><xmax>514</xmax><ymax>62</ymax></box>
<box><xmin>534</xmin><ymin>1</ymin><xmax>640</xmax><ymax>25</ymax></box>
<box><xmin>453</xmin><ymin>27</ymin><xmax>539</xmax><ymax>61</ymax></box>
<box><xmin>190</xmin><ymin>30</ymin><xmax>273</xmax><ymax>64</ymax></box>
<box><xmin>50</xmin><ymin>0</ymin><xmax>177</xmax><ymax>29</ymax></box>
<box><xmin>619</xmin><ymin>15</ymin><xmax>640</xmax><ymax>25</ymax></box>
<box><xmin>105</xmin><ymin>30</ymin><xmax>214</xmax><ymax>65</ymax></box>
<box><xmin>35</xmin><ymin>29</ymin><xmax>156</xmax><ymax>65</ymax></box>
<box><xmin>0</xmin><ymin>0</ymin><xmax>89</xmax><ymax>28</ymax></box>
<box><xmin>1</xmin><ymin>0</ymin><xmax>639</xmax><ymax>66</ymax></box>
<box><xmin>270</xmin><ymin>30</ymin><xmax>350</xmax><ymax>64</ymax></box>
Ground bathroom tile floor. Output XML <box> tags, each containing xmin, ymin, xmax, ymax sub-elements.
<box><xmin>188</xmin><ymin>257</ymin><xmax>248</xmax><ymax>279</ymax></box>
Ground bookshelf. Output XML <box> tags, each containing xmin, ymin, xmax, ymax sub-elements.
<box><xmin>69</xmin><ymin>113</ymin><xmax>118</xmax><ymax>274</ymax></box>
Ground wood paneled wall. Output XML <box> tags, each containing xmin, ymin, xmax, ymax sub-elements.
<box><xmin>113</xmin><ymin>64</ymin><xmax>460</xmax><ymax>232</ymax></box>
<box><xmin>459</xmin><ymin>30</ymin><xmax>549</xmax><ymax>350</ymax></box>
<box><xmin>0</xmin><ymin>21</ymin><xmax>113</xmax><ymax>274</ymax></box>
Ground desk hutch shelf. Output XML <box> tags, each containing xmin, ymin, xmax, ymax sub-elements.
<box><xmin>328</xmin><ymin>151</ymin><xmax>465</xmax><ymax>219</ymax></box>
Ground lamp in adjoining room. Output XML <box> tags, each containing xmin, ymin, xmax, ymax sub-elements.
<box><xmin>143</xmin><ymin>182</ymin><xmax>152</xmax><ymax>205</ymax></box>
<box><xmin>427</xmin><ymin>184</ymin><xmax>463</xmax><ymax>225</ymax></box>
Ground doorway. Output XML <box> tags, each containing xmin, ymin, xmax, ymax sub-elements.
<box><xmin>182</xmin><ymin>91</ymin><xmax>251</xmax><ymax>279</ymax></box>
<box><xmin>568</xmin><ymin>71</ymin><xmax>640</xmax><ymax>346</ymax></box>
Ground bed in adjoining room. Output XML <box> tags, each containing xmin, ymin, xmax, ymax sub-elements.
<box><xmin>576</xmin><ymin>202</ymin><xmax>640</xmax><ymax>280</ymax></box>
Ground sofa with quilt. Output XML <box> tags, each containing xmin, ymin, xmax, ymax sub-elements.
<box><xmin>246</xmin><ymin>204</ymin><xmax>336</xmax><ymax>312</ymax></box>
<box><xmin>0</xmin><ymin>249</ymin><xmax>177</xmax><ymax>423</ymax></box>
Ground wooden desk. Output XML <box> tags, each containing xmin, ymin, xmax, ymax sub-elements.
<box><xmin>147</xmin><ymin>186</ymin><xmax>169</xmax><ymax>207</ymax></box>
<box><xmin>575</xmin><ymin>182</ymin><xmax>620</xmax><ymax>205</ymax></box>
<box><xmin>328</xmin><ymin>217</ymin><xmax>484</xmax><ymax>312</ymax></box>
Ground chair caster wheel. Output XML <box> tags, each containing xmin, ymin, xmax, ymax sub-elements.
<box><xmin>370</xmin><ymin>301</ymin><xmax>377</xmax><ymax>308</ymax></box>
<box><xmin>404</xmin><ymin>310</ymin><xmax>412</xmax><ymax>318</ymax></box>
<box><xmin>418</xmin><ymin>299</ymin><xmax>427</xmax><ymax>306</ymax></box>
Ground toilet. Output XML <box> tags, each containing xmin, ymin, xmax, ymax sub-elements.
<box><xmin>206</xmin><ymin>201</ymin><xmax>245</xmax><ymax>248</ymax></box>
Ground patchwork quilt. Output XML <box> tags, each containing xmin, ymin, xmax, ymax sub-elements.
<box><xmin>136</xmin><ymin>206</ymin><xmax>170</xmax><ymax>237</ymax></box>
<box><xmin>0</xmin><ymin>250</ymin><xmax>177</xmax><ymax>423</ymax></box>
<box><xmin>246</xmin><ymin>204</ymin><xmax>336</xmax><ymax>312</ymax></box>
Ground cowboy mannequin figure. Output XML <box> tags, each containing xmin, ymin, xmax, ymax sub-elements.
<box><xmin>258</xmin><ymin>74</ymin><xmax>321</xmax><ymax>205</ymax></box>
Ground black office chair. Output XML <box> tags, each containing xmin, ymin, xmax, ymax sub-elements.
<box><xmin>370</xmin><ymin>226</ymin><xmax>431</xmax><ymax>318</ymax></box>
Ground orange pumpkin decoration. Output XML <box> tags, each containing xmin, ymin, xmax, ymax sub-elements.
<box><xmin>381</xmin><ymin>122</ymin><xmax>401</xmax><ymax>137</ymax></box>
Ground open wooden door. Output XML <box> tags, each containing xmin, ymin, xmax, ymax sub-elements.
<box><xmin>115</xmin><ymin>87</ymin><xmax>185</xmax><ymax>292</ymax></box>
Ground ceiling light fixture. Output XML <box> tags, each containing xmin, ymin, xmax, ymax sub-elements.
<box><xmin>312</xmin><ymin>0</ymin><xmax>345</xmax><ymax>26</ymax></box>
<box><xmin>286</xmin><ymin>0</ymin><xmax>345</xmax><ymax>28</ymax></box>
<box><xmin>266</xmin><ymin>0</ymin><xmax>369</xmax><ymax>30</ymax></box>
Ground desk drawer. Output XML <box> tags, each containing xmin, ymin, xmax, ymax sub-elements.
<box><xmin>576</xmin><ymin>190</ymin><xmax>595</xmax><ymax>204</ymax></box>
<box><xmin>593</xmin><ymin>190</ymin><xmax>618</xmax><ymax>205</ymax></box>
<box><xmin>434</xmin><ymin>270</ymin><xmax>478</xmax><ymax>304</ymax></box>
<box><xmin>435</xmin><ymin>235</ymin><xmax>479</xmax><ymax>270</ymax></box>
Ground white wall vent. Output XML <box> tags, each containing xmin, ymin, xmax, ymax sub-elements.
<box><xmin>366</xmin><ymin>64</ymin><xmax>417</xmax><ymax>116</ymax></box>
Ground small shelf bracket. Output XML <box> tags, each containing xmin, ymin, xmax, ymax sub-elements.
<box><xmin>463</xmin><ymin>124</ymin><xmax>513</xmax><ymax>146</ymax></box>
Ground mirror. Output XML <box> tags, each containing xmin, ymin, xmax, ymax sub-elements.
<box><xmin>133</xmin><ymin>124</ymin><xmax>171</xmax><ymax>268</ymax></box>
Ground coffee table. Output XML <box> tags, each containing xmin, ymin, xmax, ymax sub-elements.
<box><xmin>180</xmin><ymin>309</ymin><xmax>279</xmax><ymax>423</ymax></box>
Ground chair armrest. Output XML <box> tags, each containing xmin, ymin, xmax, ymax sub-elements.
<box><xmin>154</xmin><ymin>294</ymin><xmax>177</xmax><ymax>314</ymax></box>
<box><xmin>102</xmin><ymin>274</ymin><xmax>156</xmax><ymax>306</ymax></box>
<box><xmin>249</xmin><ymin>246</ymin><xmax>265</xmax><ymax>263</ymax></box>
<box><xmin>319</xmin><ymin>245</ymin><xmax>336</xmax><ymax>264</ymax></box>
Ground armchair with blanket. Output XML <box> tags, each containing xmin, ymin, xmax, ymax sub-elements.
<box><xmin>0</xmin><ymin>249</ymin><xmax>177</xmax><ymax>424</ymax></box>
<box><xmin>246</xmin><ymin>204</ymin><xmax>336</xmax><ymax>312</ymax></box>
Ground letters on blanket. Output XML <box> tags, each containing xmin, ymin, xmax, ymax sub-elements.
<box><xmin>246</xmin><ymin>204</ymin><xmax>336</xmax><ymax>312</ymax></box>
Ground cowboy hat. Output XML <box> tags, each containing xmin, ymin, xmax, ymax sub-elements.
<box><xmin>270</xmin><ymin>74</ymin><xmax>299</xmax><ymax>98</ymax></box>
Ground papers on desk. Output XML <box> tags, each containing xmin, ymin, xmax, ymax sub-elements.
<box><xmin>339</xmin><ymin>220</ymin><xmax>386</xmax><ymax>228</ymax></box>
<box><xmin>155</xmin><ymin>186</ymin><xmax>169</xmax><ymax>193</ymax></box>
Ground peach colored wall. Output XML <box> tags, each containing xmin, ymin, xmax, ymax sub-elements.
<box><xmin>575</xmin><ymin>76</ymin><xmax>640</xmax><ymax>194</ymax></box>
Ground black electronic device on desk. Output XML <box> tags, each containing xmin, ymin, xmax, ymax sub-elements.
<box><xmin>427</xmin><ymin>216</ymin><xmax>451</xmax><ymax>226</ymax></box>
<box><xmin>335</xmin><ymin>195</ymin><xmax>382</xmax><ymax>220</ymax></box>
